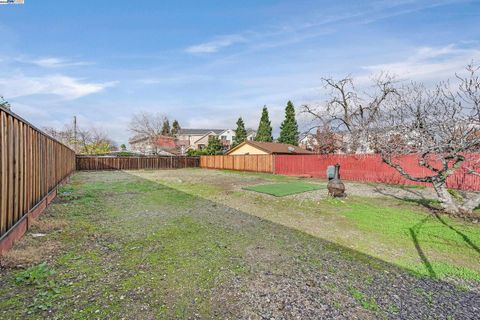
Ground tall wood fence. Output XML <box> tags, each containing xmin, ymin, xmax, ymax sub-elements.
<box><xmin>0</xmin><ymin>108</ymin><xmax>76</xmax><ymax>249</ymax></box>
<box><xmin>200</xmin><ymin>155</ymin><xmax>273</xmax><ymax>173</ymax></box>
<box><xmin>76</xmin><ymin>156</ymin><xmax>200</xmax><ymax>171</ymax></box>
<box><xmin>200</xmin><ymin>154</ymin><xmax>480</xmax><ymax>191</ymax></box>
<box><xmin>275</xmin><ymin>154</ymin><xmax>480</xmax><ymax>191</ymax></box>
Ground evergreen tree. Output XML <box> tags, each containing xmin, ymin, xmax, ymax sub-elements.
<box><xmin>205</xmin><ymin>136</ymin><xmax>223</xmax><ymax>155</ymax></box>
<box><xmin>171</xmin><ymin>120</ymin><xmax>181</xmax><ymax>135</ymax></box>
<box><xmin>233</xmin><ymin>117</ymin><xmax>247</xmax><ymax>147</ymax></box>
<box><xmin>161</xmin><ymin>119</ymin><xmax>171</xmax><ymax>136</ymax></box>
<box><xmin>278</xmin><ymin>101</ymin><xmax>300</xmax><ymax>145</ymax></box>
<box><xmin>255</xmin><ymin>106</ymin><xmax>273</xmax><ymax>142</ymax></box>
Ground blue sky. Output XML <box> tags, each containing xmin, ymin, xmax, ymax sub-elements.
<box><xmin>1</xmin><ymin>0</ymin><xmax>479</xmax><ymax>144</ymax></box>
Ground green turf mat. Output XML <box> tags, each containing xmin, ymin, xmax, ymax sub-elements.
<box><xmin>242</xmin><ymin>182</ymin><xmax>323</xmax><ymax>197</ymax></box>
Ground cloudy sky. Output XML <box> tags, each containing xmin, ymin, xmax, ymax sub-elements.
<box><xmin>0</xmin><ymin>0</ymin><xmax>479</xmax><ymax>144</ymax></box>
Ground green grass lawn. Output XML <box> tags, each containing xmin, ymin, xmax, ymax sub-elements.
<box><xmin>242</xmin><ymin>182</ymin><xmax>323</xmax><ymax>197</ymax></box>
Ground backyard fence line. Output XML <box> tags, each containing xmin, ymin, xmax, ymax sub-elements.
<box><xmin>200</xmin><ymin>155</ymin><xmax>274</xmax><ymax>173</ymax></box>
<box><xmin>275</xmin><ymin>154</ymin><xmax>480</xmax><ymax>191</ymax></box>
<box><xmin>0</xmin><ymin>108</ymin><xmax>76</xmax><ymax>252</ymax></box>
<box><xmin>76</xmin><ymin>156</ymin><xmax>200</xmax><ymax>171</ymax></box>
<box><xmin>200</xmin><ymin>154</ymin><xmax>480</xmax><ymax>191</ymax></box>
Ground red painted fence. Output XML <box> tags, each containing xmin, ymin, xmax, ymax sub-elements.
<box><xmin>274</xmin><ymin>154</ymin><xmax>480</xmax><ymax>191</ymax></box>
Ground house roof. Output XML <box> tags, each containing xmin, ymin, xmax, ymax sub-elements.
<box><xmin>226</xmin><ymin>140</ymin><xmax>314</xmax><ymax>155</ymax></box>
<box><xmin>129</xmin><ymin>135</ymin><xmax>149</xmax><ymax>144</ymax></box>
<box><xmin>193</xmin><ymin>131</ymin><xmax>219</xmax><ymax>144</ymax></box>
<box><xmin>177</xmin><ymin>129</ymin><xmax>225</xmax><ymax>135</ymax></box>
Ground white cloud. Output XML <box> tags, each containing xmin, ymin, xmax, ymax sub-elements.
<box><xmin>14</xmin><ymin>56</ymin><xmax>92</xmax><ymax>68</ymax></box>
<box><xmin>0</xmin><ymin>74</ymin><xmax>116</xmax><ymax>100</ymax></box>
<box><xmin>30</xmin><ymin>57</ymin><xmax>91</xmax><ymax>68</ymax></box>
<box><xmin>359</xmin><ymin>44</ymin><xmax>480</xmax><ymax>83</ymax></box>
<box><xmin>185</xmin><ymin>35</ymin><xmax>246</xmax><ymax>54</ymax></box>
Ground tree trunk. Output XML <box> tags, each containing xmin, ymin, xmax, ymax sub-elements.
<box><xmin>432</xmin><ymin>180</ymin><xmax>461</xmax><ymax>215</ymax></box>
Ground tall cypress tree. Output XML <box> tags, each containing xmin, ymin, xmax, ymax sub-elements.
<box><xmin>278</xmin><ymin>100</ymin><xmax>299</xmax><ymax>145</ymax></box>
<box><xmin>161</xmin><ymin>119</ymin><xmax>171</xmax><ymax>136</ymax></box>
<box><xmin>255</xmin><ymin>106</ymin><xmax>273</xmax><ymax>142</ymax></box>
<box><xmin>171</xmin><ymin>120</ymin><xmax>181</xmax><ymax>135</ymax></box>
<box><xmin>233</xmin><ymin>117</ymin><xmax>247</xmax><ymax>147</ymax></box>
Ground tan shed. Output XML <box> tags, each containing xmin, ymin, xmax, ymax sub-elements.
<box><xmin>226</xmin><ymin>141</ymin><xmax>314</xmax><ymax>155</ymax></box>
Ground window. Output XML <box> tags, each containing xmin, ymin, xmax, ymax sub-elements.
<box><xmin>221</xmin><ymin>135</ymin><xmax>227</xmax><ymax>141</ymax></box>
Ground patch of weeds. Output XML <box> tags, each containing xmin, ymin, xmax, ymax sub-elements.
<box><xmin>58</xmin><ymin>184</ymin><xmax>74</xmax><ymax>194</ymax></box>
<box><xmin>15</xmin><ymin>263</ymin><xmax>63</xmax><ymax>314</ymax></box>
<box><xmin>364</xmin><ymin>275</ymin><xmax>374</xmax><ymax>285</ymax></box>
<box><xmin>349</xmin><ymin>287</ymin><xmax>379</xmax><ymax>312</ymax></box>
<box><xmin>332</xmin><ymin>300</ymin><xmax>342</xmax><ymax>310</ymax></box>
<box><xmin>15</xmin><ymin>262</ymin><xmax>54</xmax><ymax>285</ymax></box>
<box><xmin>415</xmin><ymin>287</ymin><xmax>433</xmax><ymax>305</ymax></box>
<box><xmin>388</xmin><ymin>304</ymin><xmax>400</xmax><ymax>314</ymax></box>
<box><xmin>399</xmin><ymin>184</ymin><xmax>426</xmax><ymax>190</ymax></box>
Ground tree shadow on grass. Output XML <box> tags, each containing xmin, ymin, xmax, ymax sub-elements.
<box><xmin>409</xmin><ymin>217</ymin><xmax>437</xmax><ymax>279</ymax></box>
<box><xmin>373</xmin><ymin>185</ymin><xmax>480</xmax><ymax>269</ymax></box>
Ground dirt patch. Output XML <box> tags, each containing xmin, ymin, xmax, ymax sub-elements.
<box><xmin>1</xmin><ymin>239</ymin><xmax>61</xmax><ymax>268</ymax></box>
<box><xmin>29</xmin><ymin>218</ymin><xmax>68</xmax><ymax>234</ymax></box>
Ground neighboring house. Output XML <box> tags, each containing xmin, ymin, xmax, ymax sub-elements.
<box><xmin>226</xmin><ymin>140</ymin><xmax>314</xmax><ymax>155</ymax></box>
<box><xmin>246</xmin><ymin>129</ymin><xmax>256</xmax><ymax>141</ymax></box>
<box><xmin>129</xmin><ymin>135</ymin><xmax>179</xmax><ymax>155</ymax></box>
<box><xmin>218</xmin><ymin>129</ymin><xmax>235</xmax><ymax>149</ymax></box>
<box><xmin>299</xmin><ymin>131</ymin><xmax>374</xmax><ymax>154</ymax></box>
<box><xmin>176</xmin><ymin>129</ymin><xmax>225</xmax><ymax>150</ymax></box>
<box><xmin>175</xmin><ymin>128</ymin><xmax>256</xmax><ymax>151</ymax></box>
<box><xmin>299</xmin><ymin>133</ymin><xmax>318</xmax><ymax>151</ymax></box>
<box><xmin>130</xmin><ymin>128</ymin><xmax>259</xmax><ymax>154</ymax></box>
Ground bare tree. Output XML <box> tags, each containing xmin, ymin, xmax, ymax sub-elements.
<box><xmin>303</xmin><ymin>74</ymin><xmax>397</xmax><ymax>152</ymax></box>
<box><xmin>305</xmin><ymin>64</ymin><xmax>480</xmax><ymax>215</ymax></box>
<box><xmin>371</xmin><ymin>64</ymin><xmax>480</xmax><ymax>215</ymax></box>
<box><xmin>129</xmin><ymin>112</ymin><xmax>166</xmax><ymax>138</ymax></box>
<box><xmin>44</xmin><ymin>123</ymin><xmax>116</xmax><ymax>154</ymax></box>
<box><xmin>314</xmin><ymin>123</ymin><xmax>341</xmax><ymax>154</ymax></box>
<box><xmin>44</xmin><ymin>124</ymin><xmax>76</xmax><ymax>150</ymax></box>
<box><xmin>77</xmin><ymin>127</ymin><xmax>117</xmax><ymax>154</ymax></box>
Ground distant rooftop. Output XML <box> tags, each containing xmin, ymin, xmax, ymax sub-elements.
<box><xmin>227</xmin><ymin>140</ymin><xmax>314</xmax><ymax>155</ymax></box>
<box><xmin>177</xmin><ymin>129</ymin><xmax>225</xmax><ymax>135</ymax></box>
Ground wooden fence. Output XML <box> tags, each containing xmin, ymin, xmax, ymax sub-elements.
<box><xmin>200</xmin><ymin>155</ymin><xmax>273</xmax><ymax>173</ymax></box>
<box><xmin>275</xmin><ymin>154</ymin><xmax>480</xmax><ymax>191</ymax></box>
<box><xmin>76</xmin><ymin>156</ymin><xmax>200</xmax><ymax>171</ymax></box>
<box><xmin>200</xmin><ymin>154</ymin><xmax>480</xmax><ymax>191</ymax></box>
<box><xmin>0</xmin><ymin>108</ymin><xmax>76</xmax><ymax>251</ymax></box>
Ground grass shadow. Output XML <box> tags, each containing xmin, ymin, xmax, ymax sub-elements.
<box><xmin>373</xmin><ymin>185</ymin><xmax>480</xmax><ymax>258</ymax></box>
<box><xmin>409</xmin><ymin>217</ymin><xmax>437</xmax><ymax>279</ymax></box>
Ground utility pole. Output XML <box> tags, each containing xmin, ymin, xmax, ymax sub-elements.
<box><xmin>73</xmin><ymin>116</ymin><xmax>78</xmax><ymax>153</ymax></box>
